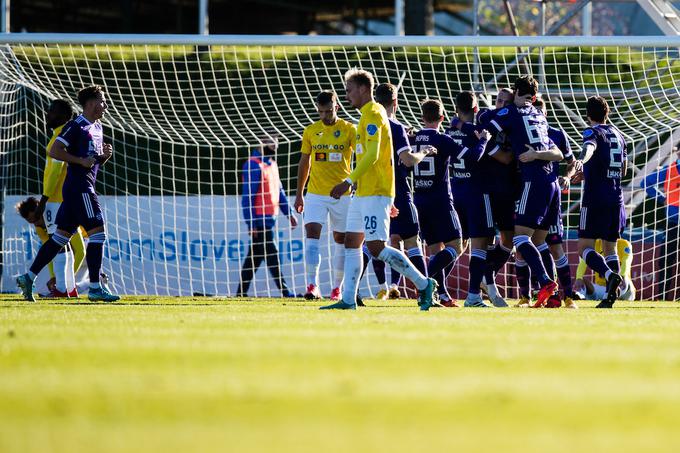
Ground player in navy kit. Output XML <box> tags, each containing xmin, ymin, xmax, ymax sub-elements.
<box><xmin>17</xmin><ymin>85</ymin><xmax>120</xmax><ymax>302</ymax></box>
<box><xmin>413</xmin><ymin>99</ymin><xmax>489</xmax><ymax>306</ymax></box>
<box><xmin>447</xmin><ymin>92</ymin><xmax>495</xmax><ymax>307</ymax></box>
<box><xmin>533</xmin><ymin>98</ymin><xmax>579</xmax><ymax>308</ymax></box>
<box><xmin>374</xmin><ymin>83</ymin><xmax>431</xmax><ymax>299</ymax></box>
<box><xmin>572</xmin><ymin>96</ymin><xmax>626</xmax><ymax>308</ymax></box>
<box><xmin>479</xmin><ymin>76</ymin><xmax>565</xmax><ymax>308</ymax></box>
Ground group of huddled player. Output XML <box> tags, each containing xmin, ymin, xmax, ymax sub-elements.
<box><xmin>296</xmin><ymin>69</ymin><xmax>633</xmax><ymax>310</ymax></box>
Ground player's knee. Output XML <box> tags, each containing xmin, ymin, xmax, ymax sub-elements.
<box><xmin>332</xmin><ymin>232</ymin><xmax>345</xmax><ymax>244</ymax></box>
<box><xmin>402</xmin><ymin>235</ymin><xmax>419</xmax><ymax>250</ymax></box>
<box><xmin>366</xmin><ymin>241</ymin><xmax>385</xmax><ymax>258</ymax></box>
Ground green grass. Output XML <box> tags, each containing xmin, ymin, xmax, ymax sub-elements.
<box><xmin>1</xmin><ymin>296</ymin><xmax>680</xmax><ymax>453</ymax></box>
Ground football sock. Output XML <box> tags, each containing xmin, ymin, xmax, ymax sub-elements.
<box><xmin>427</xmin><ymin>246</ymin><xmax>458</xmax><ymax>281</ymax></box>
<box><xmin>390</xmin><ymin>267</ymin><xmax>401</xmax><ymax>287</ymax></box>
<box><xmin>333</xmin><ymin>243</ymin><xmax>345</xmax><ymax>288</ymax></box>
<box><xmin>515</xmin><ymin>259</ymin><xmax>531</xmax><ymax>298</ymax></box>
<box><xmin>341</xmin><ymin>247</ymin><xmax>363</xmax><ymax>305</ymax></box>
<box><xmin>305</xmin><ymin>238</ymin><xmax>320</xmax><ymax>286</ymax></box>
<box><xmin>360</xmin><ymin>245</ymin><xmax>372</xmax><ymax>279</ymax></box>
<box><xmin>87</xmin><ymin>232</ymin><xmax>107</xmax><ymax>284</ymax></box>
<box><xmin>53</xmin><ymin>250</ymin><xmax>68</xmax><ymax>293</ymax></box>
<box><xmin>489</xmin><ymin>243</ymin><xmax>512</xmax><ymax>274</ymax></box>
<box><xmin>537</xmin><ymin>243</ymin><xmax>556</xmax><ymax>281</ymax></box>
<box><xmin>29</xmin><ymin>232</ymin><xmax>69</xmax><ymax>277</ymax></box>
<box><xmin>583</xmin><ymin>247</ymin><xmax>612</xmax><ymax>280</ymax></box>
<box><xmin>555</xmin><ymin>254</ymin><xmax>573</xmax><ymax>297</ymax></box>
<box><xmin>372</xmin><ymin>258</ymin><xmax>386</xmax><ymax>285</ymax></box>
<box><xmin>605</xmin><ymin>254</ymin><xmax>620</xmax><ymax>274</ymax></box>
<box><xmin>407</xmin><ymin>246</ymin><xmax>427</xmax><ymax>277</ymax></box>
<box><xmin>469</xmin><ymin>249</ymin><xmax>487</xmax><ymax>296</ymax></box>
<box><xmin>378</xmin><ymin>246</ymin><xmax>428</xmax><ymax>291</ymax></box>
<box><xmin>513</xmin><ymin>235</ymin><xmax>550</xmax><ymax>286</ymax></box>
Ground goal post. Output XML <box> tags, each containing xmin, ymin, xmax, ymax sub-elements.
<box><xmin>0</xmin><ymin>34</ymin><xmax>679</xmax><ymax>300</ymax></box>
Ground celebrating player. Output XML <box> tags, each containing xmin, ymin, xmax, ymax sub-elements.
<box><xmin>572</xmin><ymin>96</ymin><xmax>627</xmax><ymax>308</ymax></box>
<box><xmin>478</xmin><ymin>76</ymin><xmax>564</xmax><ymax>307</ymax></box>
<box><xmin>17</xmin><ymin>85</ymin><xmax>119</xmax><ymax>302</ymax></box>
<box><xmin>374</xmin><ymin>82</ymin><xmax>430</xmax><ymax>300</ymax></box>
<box><xmin>412</xmin><ymin>99</ymin><xmax>489</xmax><ymax>307</ymax></box>
<box><xmin>31</xmin><ymin>99</ymin><xmax>87</xmax><ymax>298</ymax></box>
<box><xmin>295</xmin><ymin>90</ymin><xmax>356</xmax><ymax>301</ymax></box>
<box><xmin>320</xmin><ymin>68</ymin><xmax>437</xmax><ymax>310</ymax></box>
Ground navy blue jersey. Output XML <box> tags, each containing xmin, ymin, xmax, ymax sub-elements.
<box><xmin>444</xmin><ymin>126</ymin><xmax>488</xmax><ymax>195</ymax></box>
<box><xmin>390</xmin><ymin>118</ymin><xmax>413</xmax><ymax>202</ymax></box>
<box><xmin>485</xmin><ymin>104</ymin><xmax>557</xmax><ymax>183</ymax></box>
<box><xmin>548</xmin><ymin>126</ymin><xmax>573</xmax><ymax>178</ymax></box>
<box><xmin>57</xmin><ymin>115</ymin><xmax>104</xmax><ymax>194</ymax></box>
<box><xmin>582</xmin><ymin>124</ymin><xmax>627</xmax><ymax>203</ymax></box>
<box><xmin>412</xmin><ymin>128</ymin><xmax>464</xmax><ymax>197</ymax></box>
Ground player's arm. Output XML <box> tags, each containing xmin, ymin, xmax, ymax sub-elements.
<box><xmin>37</xmin><ymin>157</ymin><xmax>66</xmax><ymax>216</ymax></box>
<box><xmin>49</xmin><ymin>139</ymin><xmax>96</xmax><ymax>168</ymax></box>
<box><xmin>241</xmin><ymin>159</ymin><xmax>261</xmax><ymax>230</ymax></box>
<box><xmin>399</xmin><ymin>144</ymin><xmax>435</xmax><ymax>167</ymax></box>
<box><xmin>640</xmin><ymin>167</ymin><xmax>667</xmax><ymax>201</ymax></box>
<box><xmin>519</xmin><ymin>143</ymin><xmax>563</xmax><ymax>163</ymax></box>
<box><xmin>278</xmin><ymin>181</ymin><xmax>297</xmax><ymax>229</ymax></box>
<box><xmin>294</xmin><ymin>128</ymin><xmax>312</xmax><ymax>213</ymax></box>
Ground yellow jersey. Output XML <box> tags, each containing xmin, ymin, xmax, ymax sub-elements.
<box><xmin>350</xmin><ymin>101</ymin><xmax>395</xmax><ymax>198</ymax></box>
<box><xmin>301</xmin><ymin>118</ymin><xmax>356</xmax><ymax>196</ymax></box>
<box><xmin>42</xmin><ymin>124</ymin><xmax>67</xmax><ymax>203</ymax></box>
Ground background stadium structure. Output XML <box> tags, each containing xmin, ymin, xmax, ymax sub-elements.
<box><xmin>0</xmin><ymin>35</ymin><xmax>678</xmax><ymax>299</ymax></box>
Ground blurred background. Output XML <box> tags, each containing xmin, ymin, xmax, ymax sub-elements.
<box><xmin>4</xmin><ymin>0</ymin><xmax>680</xmax><ymax>36</ymax></box>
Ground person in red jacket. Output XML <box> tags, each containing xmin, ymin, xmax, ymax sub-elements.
<box><xmin>236</xmin><ymin>133</ymin><xmax>298</xmax><ymax>297</ymax></box>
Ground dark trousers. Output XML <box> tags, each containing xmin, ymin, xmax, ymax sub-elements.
<box><xmin>658</xmin><ymin>221</ymin><xmax>680</xmax><ymax>301</ymax></box>
<box><xmin>236</xmin><ymin>228</ymin><xmax>289</xmax><ymax>296</ymax></box>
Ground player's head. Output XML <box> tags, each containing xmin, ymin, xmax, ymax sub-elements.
<box><xmin>513</xmin><ymin>76</ymin><xmax>539</xmax><ymax>106</ymax></box>
<box><xmin>78</xmin><ymin>85</ymin><xmax>108</xmax><ymax>120</ymax></box>
<box><xmin>259</xmin><ymin>129</ymin><xmax>279</xmax><ymax>154</ymax></box>
<box><xmin>496</xmin><ymin>88</ymin><xmax>514</xmax><ymax>109</ymax></box>
<box><xmin>533</xmin><ymin>97</ymin><xmax>547</xmax><ymax>117</ymax></box>
<box><xmin>455</xmin><ymin>91</ymin><xmax>478</xmax><ymax>117</ymax></box>
<box><xmin>421</xmin><ymin>98</ymin><xmax>444</xmax><ymax>125</ymax></box>
<box><xmin>344</xmin><ymin>68</ymin><xmax>374</xmax><ymax>109</ymax></box>
<box><xmin>586</xmin><ymin>96</ymin><xmax>609</xmax><ymax>124</ymax></box>
<box><xmin>15</xmin><ymin>196</ymin><xmax>44</xmax><ymax>227</ymax></box>
<box><xmin>315</xmin><ymin>90</ymin><xmax>339</xmax><ymax>126</ymax></box>
<box><xmin>375</xmin><ymin>83</ymin><xmax>398</xmax><ymax>116</ymax></box>
<box><xmin>45</xmin><ymin>99</ymin><xmax>73</xmax><ymax>129</ymax></box>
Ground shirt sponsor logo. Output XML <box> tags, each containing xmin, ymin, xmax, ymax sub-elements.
<box><xmin>414</xmin><ymin>180</ymin><xmax>433</xmax><ymax>189</ymax></box>
<box><xmin>315</xmin><ymin>153</ymin><xmax>327</xmax><ymax>162</ymax></box>
<box><xmin>366</xmin><ymin>124</ymin><xmax>378</xmax><ymax>136</ymax></box>
<box><xmin>312</xmin><ymin>144</ymin><xmax>345</xmax><ymax>151</ymax></box>
<box><xmin>329</xmin><ymin>152</ymin><xmax>342</xmax><ymax>162</ymax></box>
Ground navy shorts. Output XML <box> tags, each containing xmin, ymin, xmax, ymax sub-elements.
<box><xmin>56</xmin><ymin>191</ymin><xmax>104</xmax><ymax>234</ymax></box>
<box><xmin>515</xmin><ymin>180</ymin><xmax>560</xmax><ymax>231</ymax></box>
<box><xmin>454</xmin><ymin>191</ymin><xmax>495</xmax><ymax>240</ymax></box>
<box><xmin>489</xmin><ymin>189</ymin><xmax>515</xmax><ymax>232</ymax></box>
<box><xmin>578</xmin><ymin>199</ymin><xmax>626</xmax><ymax>242</ymax></box>
<box><xmin>415</xmin><ymin>195</ymin><xmax>462</xmax><ymax>245</ymax></box>
<box><xmin>390</xmin><ymin>196</ymin><xmax>420</xmax><ymax>239</ymax></box>
<box><xmin>545</xmin><ymin>191</ymin><xmax>564</xmax><ymax>245</ymax></box>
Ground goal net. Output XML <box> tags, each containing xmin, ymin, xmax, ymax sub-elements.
<box><xmin>0</xmin><ymin>35</ymin><xmax>678</xmax><ymax>300</ymax></box>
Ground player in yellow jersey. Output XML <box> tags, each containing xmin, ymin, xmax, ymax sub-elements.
<box><xmin>33</xmin><ymin>100</ymin><xmax>86</xmax><ymax>298</ymax></box>
<box><xmin>320</xmin><ymin>68</ymin><xmax>437</xmax><ymax>310</ymax></box>
<box><xmin>574</xmin><ymin>238</ymin><xmax>636</xmax><ymax>300</ymax></box>
<box><xmin>295</xmin><ymin>91</ymin><xmax>356</xmax><ymax>301</ymax></box>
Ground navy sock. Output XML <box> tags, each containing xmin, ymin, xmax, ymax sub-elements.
<box><xmin>538</xmin><ymin>243</ymin><xmax>556</xmax><ymax>281</ymax></box>
<box><xmin>87</xmin><ymin>232</ymin><xmax>107</xmax><ymax>283</ymax></box>
<box><xmin>513</xmin><ymin>236</ymin><xmax>550</xmax><ymax>286</ymax></box>
<box><xmin>407</xmin><ymin>247</ymin><xmax>427</xmax><ymax>277</ymax></box>
<box><xmin>555</xmin><ymin>254</ymin><xmax>573</xmax><ymax>297</ymax></box>
<box><xmin>361</xmin><ymin>246</ymin><xmax>372</xmax><ymax>279</ymax></box>
<box><xmin>390</xmin><ymin>267</ymin><xmax>401</xmax><ymax>286</ymax></box>
<box><xmin>605</xmin><ymin>254</ymin><xmax>620</xmax><ymax>275</ymax></box>
<box><xmin>489</xmin><ymin>243</ymin><xmax>512</xmax><ymax>274</ymax></box>
<box><xmin>372</xmin><ymin>259</ymin><xmax>386</xmax><ymax>285</ymax></box>
<box><xmin>469</xmin><ymin>249</ymin><xmax>487</xmax><ymax>295</ymax></box>
<box><xmin>515</xmin><ymin>259</ymin><xmax>531</xmax><ymax>298</ymax></box>
<box><xmin>583</xmin><ymin>248</ymin><xmax>611</xmax><ymax>280</ymax></box>
<box><xmin>29</xmin><ymin>233</ymin><xmax>68</xmax><ymax>276</ymax></box>
<box><xmin>427</xmin><ymin>246</ymin><xmax>458</xmax><ymax>278</ymax></box>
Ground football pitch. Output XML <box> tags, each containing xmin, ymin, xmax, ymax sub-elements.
<box><xmin>1</xmin><ymin>296</ymin><xmax>679</xmax><ymax>453</ymax></box>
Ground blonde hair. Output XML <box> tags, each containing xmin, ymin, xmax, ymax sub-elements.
<box><xmin>344</xmin><ymin>68</ymin><xmax>375</xmax><ymax>90</ymax></box>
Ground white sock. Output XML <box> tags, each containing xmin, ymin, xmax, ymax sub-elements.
<box><xmin>305</xmin><ymin>238</ymin><xmax>320</xmax><ymax>286</ymax></box>
<box><xmin>65</xmin><ymin>247</ymin><xmax>76</xmax><ymax>292</ymax></box>
<box><xmin>53</xmin><ymin>252</ymin><xmax>68</xmax><ymax>293</ymax></box>
<box><xmin>341</xmin><ymin>248</ymin><xmax>362</xmax><ymax>305</ymax></box>
<box><xmin>333</xmin><ymin>242</ymin><xmax>345</xmax><ymax>289</ymax></box>
<box><xmin>378</xmin><ymin>246</ymin><xmax>428</xmax><ymax>290</ymax></box>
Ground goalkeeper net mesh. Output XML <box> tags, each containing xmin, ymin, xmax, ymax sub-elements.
<box><xmin>0</xmin><ymin>38</ymin><xmax>678</xmax><ymax>300</ymax></box>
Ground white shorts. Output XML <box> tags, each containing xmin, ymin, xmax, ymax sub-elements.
<box><xmin>345</xmin><ymin>195</ymin><xmax>392</xmax><ymax>242</ymax></box>
<box><xmin>43</xmin><ymin>201</ymin><xmax>61</xmax><ymax>235</ymax></box>
<box><xmin>304</xmin><ymin>193</ymin><xmax>350</xmax><ymax>233</ymax></box>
